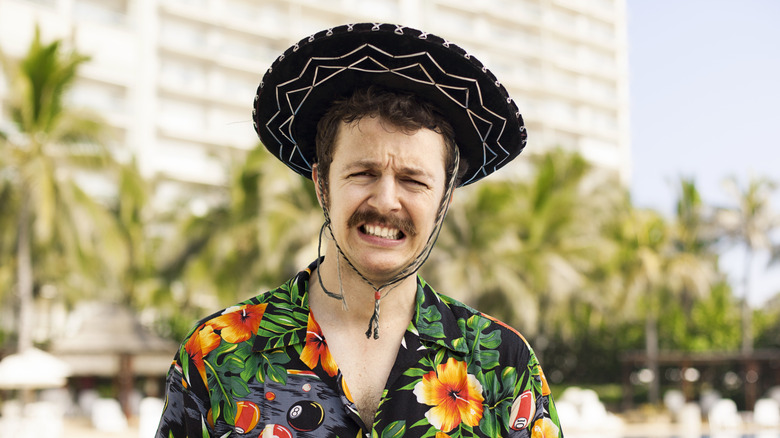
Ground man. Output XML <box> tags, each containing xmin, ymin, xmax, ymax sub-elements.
<box><xmin>157</xmin><ymin>23</ymin><xmax>563</xmax><ymax>437</ymax></box>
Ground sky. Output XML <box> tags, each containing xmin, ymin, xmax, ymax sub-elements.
<box><xmin>626</xmin><ymin>0</ymin><xmax>780</xmax><ymax>305</ymax></box>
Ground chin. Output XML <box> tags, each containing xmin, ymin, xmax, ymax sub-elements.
<box><xmin>356</xmin><ymin>258</ymin><xmax>412</xmax><ymax>283</ymax></box>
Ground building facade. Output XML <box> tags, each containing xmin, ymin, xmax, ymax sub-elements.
<box><xmin>0</xmin><ymin>0</ymin><xmax>630</xmax><ymax>202</ymax></box>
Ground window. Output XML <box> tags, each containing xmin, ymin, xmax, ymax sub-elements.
<box><xmin>159</xmin><ymin>58</ymin><xmax>208</xmax><ymax>92</ymax></box>
<box><xmin>159</xmin><ymin>17</ymin><xmax>208</xmax><ymax>51</ymax></box>
<box><xmin>69</xmin><ymin>80</ymin><xmax>127</xmax><ymax>114</ymax></box>
<box><xmin>158</xmin><ymin>98</ymin><xmax>207</xmax><ymax>132</ymax></box>
<box><xmin>74</xmin><ymin>0</ymin><xmax>128</xmax><ymax>25</ymax></box>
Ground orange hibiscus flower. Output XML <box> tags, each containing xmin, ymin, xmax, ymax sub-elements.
<box><xmin>184</xmin><ymin>323</ymin><xmax>221</xmax><ymax>384</ymax></box>
<box><xmin>413</xmin><ymin>358</ymin><xmax>484</xmax><ymax>432</ymax></box>
<box><xmin>210</xmin><ymin>303</ymin><xmax>268</xmax><ymax>344</ymax></box>
<box><xmin>299</xmin><ymin>314</ymin><xmax>338</xmax><ymax>377</ymax></box>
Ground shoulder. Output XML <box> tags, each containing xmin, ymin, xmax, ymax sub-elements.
<box><xmin>417</xmin><ymin>278</ymin><xmax>534</xmax><ymax>367</ymax></box>
<box><xmin>177</xmin><ymin>269</ymin><xmax>310</xmax><ymax>358</ymax></box>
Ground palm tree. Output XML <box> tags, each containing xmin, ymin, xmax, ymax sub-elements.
<box><xmin>422</xmin><ymin>179</ymin><xmax>529</xmax><ymax>322</ymax></box>
<box><xmin>511</xmin><ymin>149</ymin><xmax>611</xmax><ymax>354</ymax></box>
<box><xmin>603</xmin><ymin>179</ymin><xmax>719</xmax><ymax>404</ymax></box>
<box><xmin>667</xmin><ymin>178</ymin><xmax>720</xmax><ymax>318</ymax></box>
<box><xmin>426</xmin><ymin>148</ymin><xmax>611</xmax><ymax>359</ymax></box>
<box><xmin>1</xmin><ymin>27</ymin><xmax>110</xmax><ymax>351</ymax></box>
<box><xmin>159</xmin><ymin>144</ymin><xmax>322</xmax><ymax>315</ymax></box>
<box><xmin>717</xmin><ymin>175</ymin><xmax>778</xmax><ymax>353</ymax></box>
<box><xmin>97</xmin><ymin>157</ymin><xmax>164</xmax><ymax>309</ymax></box>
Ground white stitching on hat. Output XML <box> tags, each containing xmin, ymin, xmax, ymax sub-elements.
<box><xmin>293</xmin><ymin>43</ymin><xmax>300</xmax><ymax>52</ymax></box>
<box><xmin>418</xmin><ymin>32</ymin><xmax>429</xmax><ymax>39</ymax></box>
<box><xmin>372</xmin><ymin>23</ymin><xmax>381</xmax><ymax>31</ymax></box>
<box><xmin>326</xmin><ymin>28</ymin><xmax>334</xmax><ymax>36</ymax></box>
<box><xmin>308</xmin><ymin>35</ymin><xmax>315</xmax><ymax>42</ymax></box>
<box><xmin>394</xmin><ymin>25</ymin><xmax>405</xmax><ymax>35</ymax></box>
<box><xmin>347</xmin><ymin>24</ymin><xmax>354</xmax><ymax>31</ymax></box>
<box><xmin>263</xmin><ymin>34</ymin><xmax>515</xmax><ymax>182</ymax></box>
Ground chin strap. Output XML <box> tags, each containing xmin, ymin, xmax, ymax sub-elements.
<box><xmin>316</xmin><ymin>153</ymin><xmax>460</xmax><ymax>339</ymax></box>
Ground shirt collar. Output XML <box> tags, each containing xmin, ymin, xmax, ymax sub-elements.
<box><xmin>411</xmin><ymin>276</ymin><xmax>470</xmax><ymax>354</ymax></box>
<box><xmin>251</xmin><ymin>259</ymin><xmax>319</xmax><ymax>353</ymax></box>
<box><xmin>252</xmin><ymin>259</ymin><xmax>469</xmax><ymax>355</ymax></box>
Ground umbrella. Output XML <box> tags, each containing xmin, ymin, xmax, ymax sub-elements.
<box><xmin>0</xmin><ymin>347</ymin><xmax>71</xmax><ymax>389</ymax></box>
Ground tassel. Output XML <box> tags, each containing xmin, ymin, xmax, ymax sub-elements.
<box><xmin>365</xmin><ymin>291</ymin><xmax>381</xmax><ymax>339</ymax></box>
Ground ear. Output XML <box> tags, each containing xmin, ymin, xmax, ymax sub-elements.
<box><xmin>312</xmin><ymin>164</ymin><xmax>325</xmax><ymax>209</ymax></box>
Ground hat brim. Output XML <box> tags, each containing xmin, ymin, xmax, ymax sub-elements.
<box><xmin>253</xmin><ymin>23</ymin><xmax>526</xmax><ymax>186</ymax></box>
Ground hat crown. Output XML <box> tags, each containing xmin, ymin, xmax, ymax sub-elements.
<box><xmin>253</xmin><ymin>23</ymin><xmax>526</xmax><ymax>186</ymax></box>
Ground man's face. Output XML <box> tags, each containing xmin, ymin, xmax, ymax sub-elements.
<box><xmin>316</xmin><ymin>116</ymin><xmax>448</xmax><ymax>284</ymax></box>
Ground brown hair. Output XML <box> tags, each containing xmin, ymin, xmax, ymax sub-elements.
<box><xmin>314</xmin><ymin>86</ymin><xmax>466</xmax><ymax>200</ymax></box>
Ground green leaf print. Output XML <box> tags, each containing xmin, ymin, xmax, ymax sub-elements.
<box><xmin>466</xmin><ymin>314</ymin><xmax>491</xmax><ymax>332</ymax></box>
<box><xmin>261</xmin><ymin>350</ymin><xmax>290</xmax><ymax>385</ymax></box>
<box><xmin>240</xmin><ymin>354</ymin><xmax>261</xmax><ymax>382</ymax></box>
<box><xmin>479</xmin><ymin>349</ymin><xmax>500</xmax><ymax>370</ymax></box>
<box><xmin>200</xmin><ymin>417</ymin><xmax>209</xmax><ymax>438</ymax></box>
<box><xmin>215</xmin><ymin>342</ymin><xmax>238</xmax><ymax>356</ymax></box>
<box><xmin>482</xmin><ymin>370</ymin><xmax>500</xmax><ymax>399</ymax></box>
<box><xmin>402</xmin><ymin>367</ymin><xmax>429</xmax><ymax>378</ymax></box>
<box><xmin>417</xmin><ymin>305</ymin><xmax>445</xmax><ymax>338</ymax></box>
<box><xmin>433</xmin><ymin>349</ymin><xmax>446</xmax><ymax>369</ymax></box>
<box><xmin>379</xmin><ymin>420</ymin><xmax>406</xmax><ymax>438</ymax></box>
<box><xmin>479</xmin><ymin>329</ymin><xmax>502</xmax><ymax>350</ymax></box>
<box><xmin>222</xmin><ymin>397</ymin><xmax>236</xmax><ymax>428</ymax></box>
<box><xmin>480</xmin><ymin>409</ymin><xmax>500</xmax><ymax>437</ymax></box>
<box><xmin>231</xmin><ymin>342</ymin><xmax>252</xmax><ymax>361</ymax></box>
<box><xmin>224</xmin><ymin>355</ymin><xmax>246</xmax><ymax>375</ymax></box>
<box><xmin>230</xmin><ymin>376</ymin><xmax>250</xmax><ymax>398</ymax></box>
<box><xmin>501</xmin><ymin>367</ymin><xmax>519</xmax><ymax>397</ymax></box>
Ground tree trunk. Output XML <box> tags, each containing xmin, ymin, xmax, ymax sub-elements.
<box><xmin>741</xmin><ymin>247</ymin><xmax>753</xmax><ymax>354</ymax></box>
<box><xmin>17</xmin><ymin>194</ymin><xmax>34</xmax><ymax>353</ymax></box>
<box><xmin>645</xmin><ymin>312</ymin><xmax>660</xmax><ymax>404</ymax></box>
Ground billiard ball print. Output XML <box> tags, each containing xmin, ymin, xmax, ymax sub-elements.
<box><xmin>286</xmin><ymin>400</ymin><xmax>325</xmax><ymax>432</ymax></box>
<box><xmin>234</xmin><ymin>400</ymin><xmax>260</xmax><ymax>433</ymax></box>
<box><xmin>262</xmin><ymin>424</ymin><xmax>293</xmax><ymax>438</ymax></box>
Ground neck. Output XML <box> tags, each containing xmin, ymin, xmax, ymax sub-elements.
<box><xmin>309</xmin><ymin>249</ymin><xmax>418</xmax><ymax>329</ymax></box>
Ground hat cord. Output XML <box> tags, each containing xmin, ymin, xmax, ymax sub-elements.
<box><xmin>315</xmin><ymin>152</ymin><xmax>459</xmax><ymax>339</ymax></box>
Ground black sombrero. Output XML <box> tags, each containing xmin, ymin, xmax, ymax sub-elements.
<box><xmin>252</xmin><ymin>23</ymin><xmax>526</xmax><ymax>187</ymax></box>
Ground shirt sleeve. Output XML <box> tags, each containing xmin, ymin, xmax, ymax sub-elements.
<box><xmin>155</xmin><ymin>347</ymin><xmax>214</xmax><ymax>438</ymax></box>
<box><xmin>506</xmin><ymin>345</ymin><xmax>564</xmax><ymax>437</ymax></box>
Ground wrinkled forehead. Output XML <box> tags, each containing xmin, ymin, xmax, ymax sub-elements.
<box><xmin>333</xmin><ymin>117</ymin><xmax>449</xmax><ymax>169</ymax></box>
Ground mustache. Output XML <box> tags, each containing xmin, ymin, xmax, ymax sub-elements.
<box><xmin>347</xmin><ymin>209</ymin><xmax>417</xmax><ymax>237</ymax></box>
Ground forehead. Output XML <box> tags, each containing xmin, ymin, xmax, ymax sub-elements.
<box><xmin>331</xmin><ymin>118</ymin><xmax>447</xmax><ymax>171</ymax></box>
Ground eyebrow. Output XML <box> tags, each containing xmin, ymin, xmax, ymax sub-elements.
<box><xmin>343</xmin><ymin>159</ymin><xmax>434</xmax><ymax>180</ymax></box>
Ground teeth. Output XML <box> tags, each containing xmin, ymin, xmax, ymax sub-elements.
<box><xmin>364</xmin><ymin>224</ymin><xmax>401</xmax><ymax>239</ymax></box>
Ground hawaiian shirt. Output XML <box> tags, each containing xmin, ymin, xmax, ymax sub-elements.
<box><xmin>156</xmin><ymin>259</ymin><xmax>563</xmax><ymax>438</ymax></box>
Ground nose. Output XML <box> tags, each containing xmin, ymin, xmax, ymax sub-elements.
<box><xmin>367</xmin><ymin>175</ymin><xmax>402</xmax><ymax>214</ymax></box>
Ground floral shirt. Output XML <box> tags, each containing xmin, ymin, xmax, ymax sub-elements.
<box><xmin>156</xmin><ymin>260</ymin><xmax>563</xmax><ymax>438</ymax></box>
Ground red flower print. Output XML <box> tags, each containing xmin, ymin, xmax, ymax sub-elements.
<box><xmin>211</xmin><ymin>303</ymin><xmax>268</xmax><ymax>344</ymax></box>
<box><xmin>299</xmin><ymin>314</ymin><xmax>338</xmax><ymax>377</ymax></box>
<box><xmin>184</xmin><ymin>323</ymin><xmax>221</xmax><ymax>384</ymax></box>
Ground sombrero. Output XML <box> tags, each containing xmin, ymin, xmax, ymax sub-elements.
<box><xmin>252</xmin><ymin>23</ymin><xmax>526</xmax><ymax>187</ymax></box>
